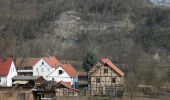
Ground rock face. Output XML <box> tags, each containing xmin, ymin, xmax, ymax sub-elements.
<box><xmin>51</xmin><ymin>10</ymin><xmax>134</xmax><ymax>47</ymax></box>
<box><xmin>150</xmin><ymin>0</ymin><xmax>170</xmax><ymax>6</ymax></box>
<box><xmin>54</xmin><ymin>11</ymin><xmax>81</xmax><ymax>39</ymax></box>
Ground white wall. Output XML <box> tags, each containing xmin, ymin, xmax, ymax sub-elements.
<box><xmin>33</xmin><ymin>58</ymin><xmax>55</xmax><ymax>79</ymax></box>
<box><xmin>0</xmin><ymin>61</ymin><xmax>17</xmax><ymax>87</ymax></box>
<box><xmin>7</xmin><ymin>61</ymin><xmax>17</xmax><ymax>86</ymax></box>
<box><xmin>47</xmin><ymin>67</ymin><xmax>72</xmax><ymax>83</ymax></box>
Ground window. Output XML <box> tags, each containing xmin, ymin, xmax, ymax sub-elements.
<box><xmin>52</xmin><ymin>78</ymin><xmax>54</xmax><ymax>81</ymax></box>
<box><xmin>42</xmin><ymin>68</ymin><xmax>43</xmax><ymax>72</ymax></box>
<box><xmin>59</xmin><ymin>70</ymin><xmax>63</xmax><ymax>75</ymax></box>
<box><xmin>104</xmin><ymin>68</ymin><xmax>108</xmax><ymax>73</ymax></box>
<box><xmin>96</xmin><ymin>78</ymin><xmax>100</xmax><ymax>83</ymax></box>
<box><xmin>48</xmin><ymin>68</ymin><xmax>50</xmax><ymax>72</ymax></box>
<box><xmin>42</xmin><ymin>62</ymin><xmax>44</xmax><ymax>65</ymax></box>
<box><xmin>0</xmin><ymin>77</ymin><xmax>1</xmax><ymax>82</ymax></box>
<box><xmin>36</xmin><ymin>68</ymin><xmax>38</xmax><ymax>72</ymax></box>
<box><xmin>112</xmin><ymin>78</ymin><xmax>116</xmax><ymax>83</ymax></box>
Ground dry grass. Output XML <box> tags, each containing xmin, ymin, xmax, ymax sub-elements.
<box><xmin>53</xmin><ymin>95</ymin><xmax>170</xmax><ymax>100</ymax></box>
<box><xmin>0</xmin><ymin>94</ymin><xmax>11</xmax><ymax>100</ymax></box>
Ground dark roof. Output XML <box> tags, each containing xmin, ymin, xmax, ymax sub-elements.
<box><xmin>15</xmin><ymin>58</ymin><xmax>40</xmax><ymax>67</ymax></box>
<box><xmin>12</xmin><ymin>76</ymin><xmax>43</xmax><ymax>81</ymax></box>
<box><xmin>78</xmin><ymin>71</ymin><xmax>87</xmax><ymax>77</ymax></box>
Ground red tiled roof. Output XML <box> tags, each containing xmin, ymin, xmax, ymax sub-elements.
<box><xmin>0</xmin><ymin>58</ymin><xmax>13</xmax><ymax>76</ymax></box>
<box><xmin>101</xmin><ymin>58</ymin><xmax>125</xmax><ymax>77</ymax></box>
<box><xmin>62</xmin><ymin>63</ymin><xmax>78</xmax><ymax>77</ymax></box>
<box><xmin>42</xmin><ymin>56</ymin><xmax>62</xmax><ymax>68</ymax></box>
<box><xmin>15</xmin><ymin>58</ymin><xmax>40</xmax><ymax>67</ymax></box>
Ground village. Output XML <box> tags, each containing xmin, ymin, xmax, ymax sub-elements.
<box><xmin>0</xmin><ymin>56</ymin><xmax>170</xmax><ymax>100</ymax></box>
<box><xmin>0</xmin><ymin>56</ymin><xmax>126</xmax><ymax>100</ymax></box>
<box><xmin>1</xmin><ymin>0</ymin><xmax>170</xmax><ymax>100</ymax></box>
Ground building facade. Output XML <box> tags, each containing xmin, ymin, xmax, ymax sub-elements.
<box><xmin>47</xmin><ymin>64</ymin><xmax>78</xmax><ymax>88</ymax></box>
<box><xmin>16</xmin><ymin>58</ymin><xmax>40</xmax><ymax>76</ymax></box>
<box><xmin>88</xmin><ymin>58</ymin><xmax>125</xmax><ymax>96</ymax></box>
<box><xmin>0</xmin><ymin>58</ymin><xmax>17</xmax><ymax>87</ymax></box>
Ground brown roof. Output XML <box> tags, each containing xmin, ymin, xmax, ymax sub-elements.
<box><xmin>62</xmin><ymin>63</ymin><xmax>78</xmax><ymax>77</ymax></box>
<box><xmin>15</xmin><ymin>58</ymin><xmax>40</xmax><ymax>67</ymax></box>
<box><xmin>101</xmin><ymin>58</ymin><xmax>125</xmax><ymax>77</ymax></box>
<box><xmin>54</xmin><ymin>81</ymin><xmax>80</xmax><ymax>93</ymax></box>
<box><xmin>0</xmin><ymin>58</ymin><xmax>13</xmax><ymax>76</ymax></box>
<box><xmin>78</xmin><ymin>71</ymin><xmax>87</xmax><ymax>76</ymax></box>
<box><xmin>15</xmin><ymin>56</ymin><xmax>62</xmax><ymax>68</ymax></box>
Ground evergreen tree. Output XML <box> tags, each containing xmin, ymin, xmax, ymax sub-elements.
<box><xmin>82</xmin><ymin>51</ymin><xmax>98</xmax><ymax>72</ymax></box>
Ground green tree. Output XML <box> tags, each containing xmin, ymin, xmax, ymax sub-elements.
<box><xmin>82</xmin><ymin>51</ymin><xmax>98</xmax><ymax>72</ymax></box>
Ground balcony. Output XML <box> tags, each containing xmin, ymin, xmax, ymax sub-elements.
<box><xmin>17</xmin><ymin>70</ymin><xmax>33</xmax><ymax>72</ymax></box>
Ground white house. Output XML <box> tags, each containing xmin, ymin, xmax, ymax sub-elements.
<box><xmin>0</xmin><ymin>58</ymin><xmax>17</xmax><ymax>87</ymax></box>
<box><xmin>47</xmin><ymin>63</ymin><xmax>78</xmax><ymax>88</ymax></box>
<box><xmin>15</xmin><ymin>56</ymin><xmax>79</xmax><ymax>88</ymax></box>
<box><xmin>33</xmin><ymin>56</ymin><xmax>62</xmax><ymax>79</ymax></box>
<box><xmin>16</xmin><ymin>56</ymin><xmax>62</xmax><ymax>79</ymax></box>
<box><xmin>16</xmin><ymin>58</ymin><xmax>40</xmax><ymax>76</ymax></box>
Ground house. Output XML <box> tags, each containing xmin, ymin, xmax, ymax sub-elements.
<box><xmin>88</xmin><ymin>58</ymin><xmax>125</xmax><ymax>96</ymax></box>
<box><xmin>61</xmin><ymin>60</ymin><xmax>88</xmax><ymax>89</ymax></box>
<box><xmin>0</xmin><ymin>58</ymin><xmax>17</xmax><ymax>87</ymax></box>
<box><xmin>16</xmin><ymin>56</ymin><xmax>62</xmax><ymax>79</ymax></box>
<box><xmin>16</xmin><ymin>58</ymin><xmax>40</xmax><ymax>76</ymax></box>
<box><xmin>33</xmin><ymin>56</ymin><xmax>62</xmax><ymax>79</ymax></box>
<box><xmin>47</xmin><ymin>63</ymin><xmax>78</xmax><ymax>88</ymax></box>
<box><xmin>12</xmin><ymin>76</ymin><xmax>46</xmax><ymax>88</ymax></box>
<box><xmin>32</xmin><ymin>81</ymin><xmax>80</xmax><ymax>99</ymax></box>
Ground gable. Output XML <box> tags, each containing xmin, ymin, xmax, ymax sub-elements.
<box><xmin>33</xmin><ymin>58</ymin><xmax>52</xmax><ymax>69</ymax></box>
<box><xmin>89</xmin><ymin>58</ymin><xmax>125</xmax><ymax>77</ymax></box>
<box><xmin>91</xmin><ymin>62</ymin><xmax>119</xmax><ymax>77</ymax></box>
<box><xmin>101</xmin><ymin>58</ymin><xmax>125</xmax><ymax>77</ymax></box>
<box><xmin>42</xmin><ymin>56</ymin><xmax>62</xmax><ymax>68</ymax></box>
<box><xmin>48</xmin><ymin>66</ymin><xmax>70</xmax><ymax>77</ymax></box>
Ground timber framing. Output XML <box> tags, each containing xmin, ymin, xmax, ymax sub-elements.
<box><xmin>88</xmin><ymin>58</ymin><xmax>125</xmax><ymax>96</ymax></box>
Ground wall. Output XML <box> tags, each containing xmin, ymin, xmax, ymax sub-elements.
<box><xmin>89</xmin><ymin>62</ymin><xmax>124</xmax><ymax>95</ymax></box>
<box><xmin>47</xmin><ymin>67</ymin><xmax>71</xmax><ymax>83</ymax></box>
<box><xmin>0</xmin><ymin>61</ymin><xmax>17</xmax><ymax>87</ymax></box>
<box><xmin>7</xmin><ymin>61</ymin><xmax>18</xmax><ymax>86</ymax></box>
<box><xmin>33</xmin><ymin>58</ymin><xmax>55</xmax><ymax>79</ymax></box>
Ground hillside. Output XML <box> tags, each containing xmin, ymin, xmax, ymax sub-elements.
<box><xmin>0</xmin><ymin>0</ymin><xmax>170</xmax><ymax>62</ymax></box>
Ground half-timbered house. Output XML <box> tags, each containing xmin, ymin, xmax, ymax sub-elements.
<box><xmin>88</xmin><ymin>58</ymin><xmax>125</xmax><ymax>96</ymax></box>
